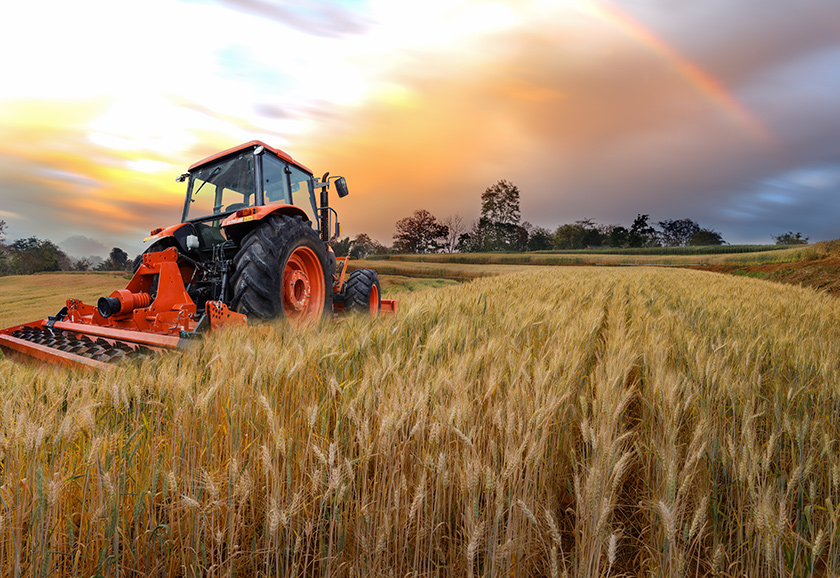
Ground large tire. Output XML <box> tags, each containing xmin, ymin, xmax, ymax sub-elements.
<box><xmin>342</xmin><ymin>268</ymin><xmax>381</xmax><ymax>317</ymax></box>
<box><xmin>230</xmin><ymin>214</ymin><xmax>333</xmax><ymax>327</ymax></box>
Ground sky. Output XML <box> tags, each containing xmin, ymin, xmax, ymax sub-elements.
<box><xmin>0</xmin><ymin>0</ymin><xmax>838</xmax><ymax>257</ymax></box>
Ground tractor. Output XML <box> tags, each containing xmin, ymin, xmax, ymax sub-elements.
<box><xmin>0</xmin><ymin>141</ymin><xmax>395</xmax><ymax>369</ymax></box>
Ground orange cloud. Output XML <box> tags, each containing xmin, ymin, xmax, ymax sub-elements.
<box><xmin>298</xmin><ymin>13</ymin><xmax>777</xmax><ymax>242</ymax></box>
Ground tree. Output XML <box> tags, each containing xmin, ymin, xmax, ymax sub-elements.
<box><xmin>688</xmin><ymin>228</ymin><xmax>725</xmax><ymax>246</ymax></box>
<box><xmin>455</xmin><ymin>228</ymin><xmax>476</xmax><ymax>253</ymax></box>
<box><xmin>526</xmin><ymin>226</ymin><xmax>554</xmax><ymax>251</ymax></box>
<box><xmin>99</xmin><ymin>247</ymin><xmax>130</xmax><ymax>271</ymax></box>
<box><xmin>440</xmin><ymin>214</ymin><xmax>466</xmax><ymax>253</ymax></box>
<box><xmin>477</xmin><ymin>180</ymin><xmax>525</xmax><ymax>251</ymax></box>
<box><xmin>349</xmin><ymin>233</ymin><xmax>388</xmax><ymax>259</ymax></box>
<box><xmin>608</xmin><ymin>226</ymin><xmax>629</xmax><ymax>248</ymax></box>
<box><xmin>628</xmin><ymin>214</ymin><xmax>658</xmax><ymax>248</ymax></box>
<box><xmin>331</xmin><ymin>237</ymin><xmax>353</xmax><ymax>257</ymax></box>
<box><xmin>74</xmin><ymin>258</ymin><xmax>93</xmax><ymax>271</ymax></box>
<box><xmin>552</xmin><ymin>219</ymin><xmax>603</xmax><ymax>250</ymax></box>
<box><xmin>0</xmin><ymin>220</ymin><xmax>7</xmax><ymax>273</ymax></box>
<box><xmin>2</xmin><ymin>237</ymin><xmax>71</xmax><ymax>275</ymax></box>
<box><xmin>393</xmin><ymin>209</ymin><xmax>449</xmax><ymax>254</ymax></box>
<box><xmin>658</xmin><ymin>218</ymin><xmax>701</xmax><ymax>247</ymax></box>
<box><xmin>481</xmin><ymin>180</ymin><xmax>520</xmax><ymax>227</ymax></box>
<box><xmin>772</xmin><ymin>231</ymin><xmax>809</xmax><ymax>245</ymax></box>
<box><xmin>553</xmin><ymin>223</ymin><xmax>582</xmax><ymax>250</ymax></box>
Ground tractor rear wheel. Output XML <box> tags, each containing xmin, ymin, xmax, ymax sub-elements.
<box><xmin>231</xmin><ymin>214</ymin><xmax>332</xmax><ymax>327</ymax></box>
<box><xmin>342</xmin><ymin>268</ymin><xmax>381</xmax><ymax>317</ymax></box>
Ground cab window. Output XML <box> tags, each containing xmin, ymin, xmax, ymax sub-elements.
<box><xmin>186</xmin><ymin>152</ymin><xmax>255</xmax><ymax>221</ymax></box>
<box><xmin>288</xmin><ymin>166</ymin><xmax>318</xmax><ymax>225</ymax></box>
<box><xmin>262</xmin><ymin>155</ymin><xmax>291</xmax><ymax>205</ymax></box>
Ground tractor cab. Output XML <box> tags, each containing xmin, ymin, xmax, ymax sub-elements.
<box><xmin>178</xmin><ymin>143</ymin><xmax>322</xmax><ymax>257</ymax></box>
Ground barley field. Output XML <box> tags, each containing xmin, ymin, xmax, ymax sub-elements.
<box><xmin>2</xmin><ymin>267</ymin><xmax>840</xmax><ymax>577</ymax></box>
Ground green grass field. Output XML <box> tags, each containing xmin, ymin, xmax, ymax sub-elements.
<box><xmin>2</xmin><ymin>264</ymin><xmax>839</xmax><ymax>577</ymax></box>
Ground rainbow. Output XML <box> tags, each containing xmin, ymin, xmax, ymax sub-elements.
<box><xmin>582</xmin><ymin>0</ymin><xmax>773</xmax><ymax>144</ymax></box>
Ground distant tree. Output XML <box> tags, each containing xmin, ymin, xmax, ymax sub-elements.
<box><xmin>74</xmin><ymin>258</ymin><xmax>93</xmax><ymax>271</ymax></box>
<box><xmin>580</xmin><ymin>222</ymin><xmax>605</xmax><ymax>247</ymax></box>
<box><xmin>658</xmin><ymin>218</ymin><xmax>701</xmax><ymax>247</ymax></box>
<box><xmin>772</xmin><ymin>231</ymin><xmax>809</xmax><ymax>245</ymax></box>
<box><xmin>393</xmin><ymin>209</ymin><xmax>449</xmax><ymax>254</ymax></box>
<box><xmin>688</xmin><ymin>228</ymin><xmax>725</xmax><ymax>246</ymax></box>
<box><xmin>349</xmin><ymin>233</ymin><xmax>388</xmax><ymax>259</ymax></box>
<box><xmin>608</xmin><ymin>226</ymin><xmax>629</xmax><ymax>248</ymax></box>
<box><xmin>455</xmin><ymin>229</ymin><xmax>475</xmax><ymax>253</ymax></box>
<box><xmin>552</xmin><ymin>219</ymin><xmax>603</xmax><ymax>250</ymax></box>
<box><xmin>3</xmin><ymin>237</ymin><xmax>71</xmax><ymax>275</ymax></box>
<box><xmin>0</xmin><ymin>220</ymin><xmax>7</xmax><ymax>271</ymax></box>
<box><xmin>476</xmin><ymin>180</ymin><xmax>525</xmax><ymax>251</ymax></box>
<box><xmin>58</xmin><ymin>251</ymin><xmax>73</xmax><ymax>271</ymax></box>
<box><xmin>99</xmin><ymin>247</ymin><xmax>130</xmax><ymax>271</ymax></box>
<box><xmin>526</xmin><ymin>226</ymin><xmax>554</xmax><ymax>251</ymax></box>
<box><xmin>481</xmin><ymin>180</ymin><xmax>521</xmax><ymax>227</ymax></box>
<box><xmin>628</xmin><ymin>214</ymin><xmax>658</xmax><ymax>248</ymax></box>
<box><xmin>553</xmin><ymin>223</ymin><xmax>580</xmax><ymax>250</ymax></box>
<box><xmin>440</xmin><ymin>214</ymin><xmax>466</xmax><ymax>253</ymax></box>
<box><xmin>331</xmin><ymin>237</ymin><xmax>353</xmax><ymax>257</ymax></box>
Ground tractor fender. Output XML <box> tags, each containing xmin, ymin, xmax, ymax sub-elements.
<box><xmin>143</xmin><ymin>223</ymin><xmax>192</xmax><ymax>252</ymax></box>
<box><xmin>221</xmin><ymin>204</ymin><xmax>311</xmax><ymax>245</ymax></box>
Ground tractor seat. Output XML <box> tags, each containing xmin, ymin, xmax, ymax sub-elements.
<box><xmin>225</xmin><ymin>203</ymin><xmax>248</xmax><ymax>213</ymax></box>
<box><xmin>193</xmin><ymin>223</ymin><xmax>227</xmax><ymax>248</ymax></box>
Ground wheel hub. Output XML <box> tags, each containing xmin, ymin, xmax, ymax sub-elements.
<box><xmin>284</xmin><ymin>270</ymin><xmax>311</xmax><ymax>311</ymax></box>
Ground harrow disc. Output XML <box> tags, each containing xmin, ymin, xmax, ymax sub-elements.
<box><xmin>1</xmin><ymin>323</ymin><xmax>162</xmax><ymax>368</ymax></box>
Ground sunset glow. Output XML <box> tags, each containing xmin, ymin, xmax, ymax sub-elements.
<box><xmin>0</xmin><ymin>0</ymin><xmax>838</xmax><ymax>256</ymax></box>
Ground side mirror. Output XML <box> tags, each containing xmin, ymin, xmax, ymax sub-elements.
<box><xmin>335</xmin><ymin>176</ymin><xmax>349</xmax><ymax>198</ymax></box>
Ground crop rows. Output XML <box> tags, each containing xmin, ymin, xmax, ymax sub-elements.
<box><xmin>1</xmin><ymin>268</ymin><xmax>839</xmax><ymax>577</ymax></box>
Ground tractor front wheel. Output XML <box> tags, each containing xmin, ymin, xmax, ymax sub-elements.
<box><xmin>231</xmin><ymin>215</ymin><xmax>332</xmax><ymax>327</ymax></box>
<box><xmin>342</xmin><ymin>268</ymin><xmax>382</xmax><ymax>317</ymax></box>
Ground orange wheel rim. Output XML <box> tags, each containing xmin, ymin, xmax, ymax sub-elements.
<box><xmin>369</xmin><ymin>284</ymin><xmax>379</xmax><ymax>317</ymax></box>
<box><xmin>282</xmin><ymin>246</ymin><xmax>325</xmax><ymax>327</ymax></box>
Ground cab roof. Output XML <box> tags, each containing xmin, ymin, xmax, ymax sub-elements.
<box><xmin>187</xmin><ymin>140</ymin><xmax>313</xmax><ymax>175</ymax></box>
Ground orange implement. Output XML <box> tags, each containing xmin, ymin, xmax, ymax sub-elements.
<box><xmin>0</xmin><ymin>141</ymin><xmax>398</xmax><ymax>370</ymax></box>
<box><xmin>0</xmin><ymin>248</ymin><xmax>222</xmax><ymax>370</ymax></box>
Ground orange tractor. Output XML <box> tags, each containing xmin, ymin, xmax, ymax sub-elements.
<box><xmin>0</xmin><ymin>141</ymin><xmax>395</xmax><ymax>369</ymax></box>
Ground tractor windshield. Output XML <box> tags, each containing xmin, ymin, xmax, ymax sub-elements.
<box><xmin>184</xmin><ymin>152</ymin><xmax>256</xmax><ymax>222</ymax></box>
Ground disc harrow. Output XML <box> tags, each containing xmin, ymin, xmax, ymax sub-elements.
<box><xmin>9</xmin><ymin>325</ymin><xmax>157</xmax><ymax>363</ymax></box>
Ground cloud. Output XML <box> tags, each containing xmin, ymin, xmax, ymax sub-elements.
<box><xmin>0</xmin><ymin>0</ymin><xmax>837</xmax><ymax>248</ymax></box>
<box><xmin>636</xmin><ymin>0</ymin><xmax>840</xmax><ymax>86</ymax></box>
<box><xmin>209</xmin><ymin>0</ymin><xmax>372</xmax><ymax>37</ymax></box>
<box><xmin>714</xmin><ymin>164</ymin><xmax>840</xmax><ymax>243</ymax></box>
<box><xmin>297</xmin><ymin>0</ymin><xmax>840</xmax><ymax>244</ymax></box>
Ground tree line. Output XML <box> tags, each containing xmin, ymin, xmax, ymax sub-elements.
<box><xmin>0</xmin><ymin>220</ymin><xmax>133</xmax><ymax>276</ymax></box>
<box><xmin>0</xmin><ymin>194</ymin><xmax>813</xmax><ymax>276</ymax></box>
<box><xmin>334</xmin><ymin>180</ymin><xmax>808</xmax><ymax>255</ymax></box>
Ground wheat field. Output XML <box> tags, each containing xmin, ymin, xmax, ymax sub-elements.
<box><xmin>1</xmin><ymin>267</ymin><xmax>839</xmax><ymax>577</ymax></box>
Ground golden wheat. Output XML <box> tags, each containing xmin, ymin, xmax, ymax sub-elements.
<box><xmin>1</xmin><ymin>267</ymin><xmax>839</xmax><ymax>577</ymax></box>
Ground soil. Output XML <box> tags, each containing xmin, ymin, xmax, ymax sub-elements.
<box><xmin>688</xmin><ymin>255</ymin><xmax>840</xmax><ymax>296</ymax></box>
